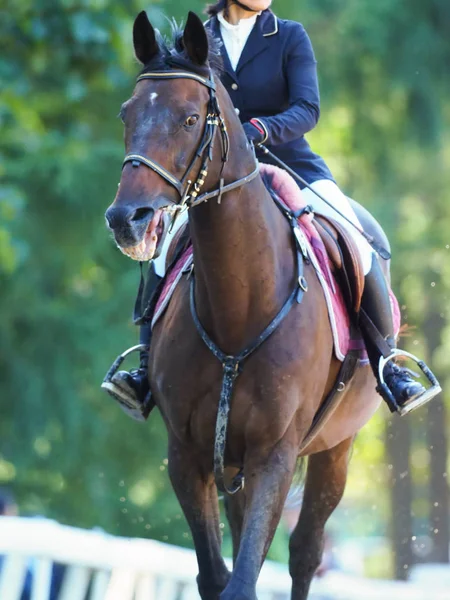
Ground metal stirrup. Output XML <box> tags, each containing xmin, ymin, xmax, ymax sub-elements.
<box><xmin>378</xmin><ymin>349</ymin><xmax>442</xmax><ymax>416</ymax></box>
<box><xmin>102</xmin><ymin>344</ymin><xmax>149</xmax><ymax>386</ymax></box>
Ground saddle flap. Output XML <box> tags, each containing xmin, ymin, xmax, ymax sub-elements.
<box><xmin>314</xmin><ymin>215</ymin><xmax>365</xmax><ymax>314</ymax></box>
<box><xmin>313</xmin><ymin>218</ymin><xmax>342</xmax><ymax>270</ymax></box>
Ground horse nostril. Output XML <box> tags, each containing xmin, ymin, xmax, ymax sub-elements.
<box><xmin>130</xmin><ymin>207</ymin><xmax>155</xmax><ymax>223</ymax></box>
<box><xmin>105</xmin><ymin>205</ymin><xmax>154</xmax><ymax>229</ymax></box>
<box><xmin>105</xmin><ymin>207</ymin><xmax>118</xmax><ymax>229</ymax></box>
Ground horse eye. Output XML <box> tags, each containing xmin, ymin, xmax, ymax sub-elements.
<box><xmin>184</xmin><ymin>114</ymin><xmax>199</xmax><ymax>128</ymax></box>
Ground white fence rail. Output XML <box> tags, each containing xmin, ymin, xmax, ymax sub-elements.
<box><xmin>0</xmin><ymin>517</ymin><xmax>448</xmax><ymax>600</ymax></box>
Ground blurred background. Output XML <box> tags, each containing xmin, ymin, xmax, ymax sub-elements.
<box><xmin>0</xmin><ymin>0</ymin><xmax>449</xmax><ymax>589</ymax></box>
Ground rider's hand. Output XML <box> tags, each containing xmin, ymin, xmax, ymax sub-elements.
<box><xmin>242</xmin><ymin>119</ymin><xmax>267</xmax><ymax>146</ymax></box>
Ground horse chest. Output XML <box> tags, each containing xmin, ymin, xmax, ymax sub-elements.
<box><xmin>156</xmin><ymin>365</ymin><xmax>247</xmax><ymax>451</ymax></box>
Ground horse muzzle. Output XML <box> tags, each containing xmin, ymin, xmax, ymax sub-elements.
<box><xmin>105</xmin><ymin>203</ymin><xmax>168</xmax><ymax>261</ymax></box>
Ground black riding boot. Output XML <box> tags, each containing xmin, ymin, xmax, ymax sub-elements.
<box><xmin>101</xmin><ymin>264</ymin><xmax>162</xmax><ymax>421</ymax></box>
<box><xmin>360</xmin><ymin>255</ymin><xmax>426</xmax><ymax>413</ymax></box>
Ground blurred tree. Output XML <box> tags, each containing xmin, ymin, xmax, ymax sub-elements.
<box><xmin>424</xmin><ymin>296</ymin><xmax>449</xmax><ymax>563</ymax></box>
<box><xmin>385</xmin><ymin>417</ymin><xmax>413</xmax><ymax>580</ymax></box>
<box><xmin>0</xmin><ymin>0</ymin><xmax>448</xmax><ymax>574</ymax></box>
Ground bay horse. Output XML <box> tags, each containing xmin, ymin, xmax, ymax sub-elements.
<box><xmin>105</xmin><ymin>11</ymin><xmax>388</xmax><ymax>600</ymax></box>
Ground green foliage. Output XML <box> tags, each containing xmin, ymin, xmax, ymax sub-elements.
<box><xmin>0</xmin><ymin>0</ymin><xmax>448</xmax><ymax>570</ymax></box>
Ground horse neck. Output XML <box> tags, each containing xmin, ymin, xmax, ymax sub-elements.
<box><xmin>189</xmin><ymin>146</ymin><xmax>296</xmax><ymax>355</ymax></box>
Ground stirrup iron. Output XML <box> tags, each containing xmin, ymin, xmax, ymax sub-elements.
<box><xmin>101</xmin><ymin>344</ymin><xmax>149</xmax><ymax>408</ymax></box>
<box><xmin>101</xmin><ymin>344</ymin><xmax>149</xmax><ymax>387</ymax></box>
<box><xmin>378</xmin><ymin>349</ymin><xmax>442</xmax><ymax>416</ymax></box>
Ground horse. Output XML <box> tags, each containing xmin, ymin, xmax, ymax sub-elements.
<box><xmin>105</xmin><ymin>11</ymin><xmax>389</xmax><ymax>600</ymax></box>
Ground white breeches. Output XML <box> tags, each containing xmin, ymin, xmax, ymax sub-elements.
<box><xmin>301</xmin><ymin>179</ymin><xmax>374</xmax><ymax>275</ymax></box>
<box><xmin>153</xmin><ymin>179</ymin><xmax>374</xmax><ymax>277</ymax></box>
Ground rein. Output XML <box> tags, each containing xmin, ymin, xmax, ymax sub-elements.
<box><xmin>122</xmin><ymin>69</ymin><xmax>260</xmax><ymax>215</ymax></box>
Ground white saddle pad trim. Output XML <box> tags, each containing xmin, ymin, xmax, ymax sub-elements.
<box><xmin>151</xmin><ymin>253</ymin><xmax>193</xmax><ymax>328</ymax></box>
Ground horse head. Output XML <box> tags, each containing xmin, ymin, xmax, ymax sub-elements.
<box><xmin>105</xmin><ymin>11</ymin><xmax>235</xmax><ymax>262</ymax></box>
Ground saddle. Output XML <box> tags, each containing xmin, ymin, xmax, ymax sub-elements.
<box><xmin>313</xmin><ymin>214</ymin><xmax>365</xmax><ymax>315</ymax></box>
<box><xmin>154</xmin><ymin>209</ymin><xmax>366</xmax><ymax>334</ymax></box>
<box><xmin>165</xmin><ymin>215</ymin><xmax>365</xmax><ymax>311</ymax></box>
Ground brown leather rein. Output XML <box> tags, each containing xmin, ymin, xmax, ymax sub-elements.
<box><xmin>122</xmin><ymin>69</ymin><xmax>260</xmax><ymax>214</ymax></box>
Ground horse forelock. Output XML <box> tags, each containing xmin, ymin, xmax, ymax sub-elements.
<box><xmin>139</xmin><ymin>22</ymin><xmax>224</xmax><ymax>78</ymax></box>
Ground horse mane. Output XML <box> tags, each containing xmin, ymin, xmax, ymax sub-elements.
<box><xmin>140</xmin><ymin>20</ymin><xmax>224</xmax><ymax>77</ymax></box>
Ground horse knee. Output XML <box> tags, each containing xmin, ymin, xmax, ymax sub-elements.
<box><xmin>197</xmin><ymin>572</ymin><xmax>230</xmax><ymax>600</ymax></box>
<box><xmin>288</xmin><ymin>532</ymin><xmax>324</xmax><ymax>579</ymax></box>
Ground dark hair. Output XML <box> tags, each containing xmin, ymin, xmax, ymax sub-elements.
<box><xmin>206</xmin><ymin>1</ymin><xmax>265</xmax><ymax>18</ymax></box>
<box><xmin>205</xmin><ymin>1</ymin><xmax>227</xmax><ymax>17</ymax></box>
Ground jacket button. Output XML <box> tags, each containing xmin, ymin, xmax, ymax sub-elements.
<box><xmin>231</xmin><ymin>83</ymin><xmax>238</xmax><ymax>91</ymax></box>
<box><xmin>235</xmin><ymin>108</ymin><xmax>240</xmax><ymax>115</ymax></box>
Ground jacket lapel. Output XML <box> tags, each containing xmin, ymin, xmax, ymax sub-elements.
<box><xmin>236</xmin><ymin>10</ymin><xmax>277</xmax><ymax>73</ymax></box>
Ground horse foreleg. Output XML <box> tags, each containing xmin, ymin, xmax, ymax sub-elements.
<box><xmin>220</xmin><ymin>434</ymin><xmax>298</xmax><ymax>600</ymax></box>
<box><xmin>168</xmin><ymin>437</ymin><xmax>230</xmax><ymax>600</ymax></box>
<box><xmin>224</xmin><ymin>489</ymin><xmax>246</xmax><ymax>564</ymax></box>
<box><xmin>289</xmin><ymin>437</ymin><xmax>353</xmax><ymax>600</ymax></box>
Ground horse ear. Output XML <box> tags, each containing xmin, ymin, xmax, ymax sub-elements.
<box><xmin>183</xmin><ymin>11</ymin><xmax>209</xmax><ymax>65</ymax></box>
<box><xmin>133</xmin><ymin>11</ymin><xmax>159</xmax><ymax>65</ymax></box>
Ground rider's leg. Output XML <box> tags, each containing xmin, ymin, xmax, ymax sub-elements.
<box><xmin>301</xmin><ymin>179</ymin><xmax>374</xmax><ymax>274</ymax></box>
<box><xmin>102</xmin><ymin>321</ymin><xmax>154</xmax><ymax>414</ymax></box>
<box><xmin>361</xmin><ymin>254</ymin><xmax>425</xmax><ymax>407</ymax></box>
<box><xmin>101</xmin><ymin>262</ymin><xmax>161</xmax><ymax>420</ymax></box>
<box><xmin>301</xmin><ymin>179</ymin><xmax>426</xmax><ymax>410</ymax></box>
<box><xmin>101</xmin><ymin>212</ymin><xmax>189</xmax><ymax>419</ymax></box>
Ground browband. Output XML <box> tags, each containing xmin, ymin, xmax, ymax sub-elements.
<box><xmin>137</xmin><ymin>71</ymin><xmax>216</xmax><ymax>90</ymax></box>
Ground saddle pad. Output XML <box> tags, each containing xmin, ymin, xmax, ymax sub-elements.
<box><xmin>298</xmin><ymin>221</ymin><xmax>400</xmax><ymax>361</ymax></box>
<box><xmin>152</xmin><ymin>164</ymin><xmax>401</xmax><ymax>361</ymax></box>
<box><xmin>152</xmin><ymin>246</ymin><xmax>193</xmax><ymax>327</ymax></box>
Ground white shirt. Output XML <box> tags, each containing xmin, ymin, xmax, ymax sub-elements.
<box><xmin>217</xmin><ymin>10</ymin><xmax>260</xmax><ymax>71</ymax></box>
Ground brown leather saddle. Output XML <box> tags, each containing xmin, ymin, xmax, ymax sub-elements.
<box><xmin>166</xmin><ymin>214</ymin><xmax>365</xmax><ymax>318</ymax></box>
<box><xmin>313</xmin><ymin>214</ymin><xmax>365</xmax><ymax>316</ymax></box>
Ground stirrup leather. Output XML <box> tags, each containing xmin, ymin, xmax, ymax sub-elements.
<box><xmin>378</xmin><ymin>349</ymin><xmax>442</xmax><ymax>416</ymax></box>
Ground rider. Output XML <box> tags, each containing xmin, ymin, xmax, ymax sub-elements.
<box><xmin>102</xmin><ymin>0</ymin><xmax>436</xmax><ymax>419</ymax></box>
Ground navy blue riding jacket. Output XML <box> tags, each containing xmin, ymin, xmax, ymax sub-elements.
<box><xmin>205</xmin><ymin>10</ymin><xmax>334</xmax><ymax>186</ymax></box>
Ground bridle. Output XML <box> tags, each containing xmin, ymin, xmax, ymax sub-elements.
<box><xmin>123</xmin><ymin>70</ymin><xmax>309</xmax><ymax>497</ymax></box>
<box><xmin>122</xmin><ymin>68</ymin><xmax>260</xmax><ymax>213</ymax></box>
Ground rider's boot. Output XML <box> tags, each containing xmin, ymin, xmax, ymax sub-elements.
<box><xmin>360</xmin><ymin>255</ymin><xmax>428</xmax><ymax>414</ymax></box>
<box><xmin>101</xmin><ymin>264</ymin><xmax>162</xmax><ymax>421</ymax></box>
